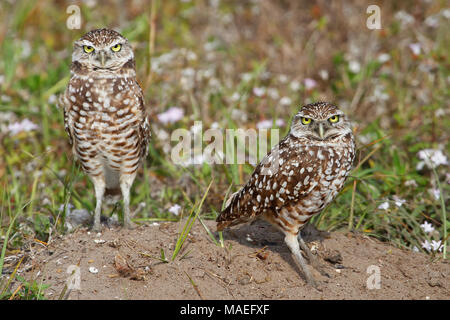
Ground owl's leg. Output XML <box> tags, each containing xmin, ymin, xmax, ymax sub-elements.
<box><xmin>91</xmin><ymin>175</ymin><xmax>105</xmax><ymax>232</ymax></box>
<box><xmin>284</xmin><ymin>233</ymin><xmax>317</xmax><ymax>288</ymax></box>
<box><xmin>120</xmin><ymin>173</ymin><xmax>137</xmax><ymax>229</ymax></box>
<box><xmin>298</xmin><ymin>236</ymin><xmax>330</xmax><ymax>277</ymax></box>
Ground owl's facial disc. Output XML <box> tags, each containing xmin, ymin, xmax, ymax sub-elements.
<box><xmin>73</xmin><ymin>38</ymin><xmax>132</xmax><ymax>71</ymax></box>
<box><xmin>291</xmin><ymin>108</ymin><xmax>350</xmax><ymax>141</ymax></box>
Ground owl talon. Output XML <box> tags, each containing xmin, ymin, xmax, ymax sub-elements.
<box><xmin>92</xmin><ymin>223</ymin><xmax>102</xmax><ymax>232</ymax></box>
<box><xmin>124</xmin><ymin>220</ymin><xmax>137</xmax><ymax>229</ymax></box>
<box><xmin>306</xmin><ymin>277</ymin><xmax>320</xmax><ymax>290</ymax></box>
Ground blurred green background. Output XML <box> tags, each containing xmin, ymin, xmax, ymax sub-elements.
<box><xmin>0</xmin><ymin>0</ymin><xmax>448</xmax><ymax>267</ymax></box>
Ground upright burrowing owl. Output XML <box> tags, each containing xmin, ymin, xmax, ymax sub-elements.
<box><xmin>217</xmin><ymin>102</ymin><xmax>355</xmax><ymax>287</ymax></box>
<box><xmin>60</xmin><ymin>29</ymin><xmax>150</xmax><ymax>231</ymax></box>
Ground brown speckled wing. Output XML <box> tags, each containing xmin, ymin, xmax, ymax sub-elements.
<box><xmin>217</xmin><ymin>132</ymin><xmax>355</xmax><ymax>232</ymax></box>
<box><xmin>60</xmin><ymin>91</ymin><xmax>74</xmax><ymax>146</ymax></box>
<box><xmin>217</xmin><ymin>135</ymin><xmax>308</xmax><ymax>229</ymax></box>
<box><xmin>135</xmin><ymin>82</ymin><xmax>151</xmax><ymax>160</ymax></box>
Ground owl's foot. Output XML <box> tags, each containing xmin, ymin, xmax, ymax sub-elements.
<box><xmin>124</xmin><ymin>219</ymin><xmax>137</xmax><ymax>230</ymax></box>
<box><xmin>298</xmin><ymin>237</ymin><xmax>330</xmax><ymax>278</ymax></box>
<box><xmin>284</xmin><ymin>233</ymin><xmax>322</xmax><ymax>290</ymax></box>
<box><xmin>92</xmin><ymin>222</ymin><xmax>102</xmax><ymax>232</ymax></box>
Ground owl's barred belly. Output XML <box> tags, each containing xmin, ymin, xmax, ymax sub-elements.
<box><xmin>72</xmin><ymin>106</ymin><xmax>142</xmax><ymax>183</ymax></box>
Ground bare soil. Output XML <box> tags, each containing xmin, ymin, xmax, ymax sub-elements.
<box><xmin>20</xmin><ymin>220</ymin><xmax>449</xmax><ymax>300</ymax></box>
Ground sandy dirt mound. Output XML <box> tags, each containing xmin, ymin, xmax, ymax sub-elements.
<box><xmin>21</xmin><ymin>220</ymin><xmax>448</xmax><ymax>300</ymax></box>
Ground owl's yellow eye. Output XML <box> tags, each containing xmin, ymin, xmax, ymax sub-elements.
<box><xmin>111</xmin><ymin>44</ymin><xmax>122</xmax><ymax>52</ymax></box>
<box><xmin>83</xmin><ymin>45</ymin><xmax>94</xmax><ymax>53</ymax></box>
<box><xmin>328</xmin><ymin>115</ymin><xmax>340</xmax><ymax>123</ymax></box>
<box><xmin>301</xmin><ymin>117</ymin><xmax>312</xmax><ymax>125</ymax></box>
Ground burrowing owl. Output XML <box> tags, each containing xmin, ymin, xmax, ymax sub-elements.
<box><xmin>217</xmin><ymin>102</ymin><xmax>355</xmax><ymax>287</ymax></box>
<box><xmin>60</xmin><ymin>29</ymin><xmax>150</xmax><ymax>231</ymax></box>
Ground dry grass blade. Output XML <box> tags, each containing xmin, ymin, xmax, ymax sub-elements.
<box><xmin>1</xmin><ymin>255</ymin><xmax>24</xmax><ymax>298</ymax></box>
<box><xmin>185</xmin><ymin>271</ymin><xmax>204</xmax><ymax>300</ymax></box>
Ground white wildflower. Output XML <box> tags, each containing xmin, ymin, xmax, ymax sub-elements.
<box><xmin>368</xmin><ymin>84</ymin><xmax>389</xmax><ymax>103</ymax></box>
<box><xmin>256</xmin><ymin>118</ymin><xmax>285</xmax><ymax>129</ymax></box>
<box><xmin>404</xmin><ymin>179</ymin><xmax>418</xmax><ymax>187</ymax></box>
<box><xmin>204</xmin><ymin>40</ymin><xmax>219</xmax><ymax>52</ymax></box>
<box><xmin>393</xmin><ymin>196</ymin><xmax>406</xmax><ymax>207</ymax></box>
<box><xmin>377</xmin><ymin>53</ymin><xmax>391</xmax><ymax>63</ymax></box>
<box><xmin>168</xmin><ymin>204</ymin><xmax>182</xmax><ymax>216</ymax></box>
<box><xmin>20</xmin><ymin>40</ymin><xmax>31</xmax><ymax>59</ymax></box>
<box><xmin>443</xmin><ymin>9</ymin><xmax>450</xmax><ymax>19</ymax></box>
<box><xmin>348</xmin><ymin>61</ymin><xmax>361</xmax><ymax>73</ymax></box>
<box><xmin>319</xmin><ymin>69</ymin><xmax>329</xmax><ymax>80</ymax></box>
<box><xmin>435</xmin><ymin>108</ymin><xmax>445</xmax><ymax>117</ymax></box>
<box><xmin>424</xmin><ymin>14</ymin><xmax>439</xmax><ymax>28</ymax></box>
<box><xmin>211</xmin><ymin>122</ymin><xmax>220</xmax><ymax>129</ymax></box>
<box><xmin>185</xmin><ymin>50</ymin><xmax>197</xmax><ymax>61</ymax></box>
<box><xmin>395</xmin><ymin>11</ymin><xmax>415</xmax><ymax>26</ymax></box>
<box><xmin>157</xmin><ymin>107</ymin><xmax>184</xmax><ymax>124</ymax></box>
<box><xmin>278</xmin><ymin>74</ymin><xmax>288</xmax><ymax>83</ymax></box>
<box><xmin>420</xmin><ymin>221</ymin><xmax>434</xmax><ymax>234</ymax></box>
<box><xmin>279</xmin><ymin>96</ymin><xmax>292</xmax><ymax>106</ymax></box>
<box><xmin>208</xmin><ymin>78</ymin><xmax>221</xmax><ymax>91</ymax></box>
<box><xmin>253</xmin><ymin>87</ymin><xmax>266</xmax><ymax>97</ymax></box>
<box><xmin>1</xmin><ymin>95</ymin><xmax>11</xmax><ymax>102</ymax></box>
<box><xmin>430</xmin><ymin>240</ymin><xmax>443</xmax><ymax>252</ymax></box>
<box><xmin>304</xmin><ymin>78</ymin><xmax>317</xmax><ymax>90</ymax></box>
<box><xmin>289</xmin><ymin>80</ymin><xmax>301</xmax><ymax>91</ymax></box>
<box><xmin>267</xmin><ymin>88</ymin><xmax>279</xmax><ymax>100</ymax></box>
<box><xmin>260</xmin><ymin>71</ymin><xmax>271</xmax><ymax>81</ymax></box>
<box><xmin>408</xmin><ymin>43</ymin><xmax>421</xmax><ymax>56</ymax></box>
<box><xmin>48</xmin><ymin>94</ymin><xmax>57</xmax><ymax>105</ymax></box>
<box><xmin>240</xmin><ymin>73</ymin><xmax>253</xmax><ymax>82</ymax></box>
<box><xmin>416</xmin><ymin>149</ymin><xmax>448</xmax><ymax>170</ymax></box>
<box><xmin>421</xmin><ymin>240</ymin><xmax>432</xmax><ymax>251</ymax></box>
<box><xmin>231</xmin><ymin>109</ymin><xmax>247</xmax><ymax>122</ymax></box>
<box><xmin>230</xmin><ymin>92</ymin><xmax>241</xmax><ymax>102</ymax></box>
<box><xmin>378</xmin><ymin>202</ymin><xmax>389</xmax><ymax>210</ymax></box>
<box><xmin>7</xmin><ymin>119</ymin><xmax>39</xmax><ymax>135</ymax></box>
<box><xmin>429</xmin><ymin>188</ymin><xmax>440</xmax><ymax>200</ymax></box>
<box><xmin>155</xmin><ymin>128</ymin><xmax>169</xmax><ymax>141</ymax></box>
<box><xmin>181</xmin><ymin>67</ymin><xmax>195</xmax><ymax>78</ymax></box>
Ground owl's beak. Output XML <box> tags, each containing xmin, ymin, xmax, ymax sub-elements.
<box><xmin>317</xmin><ymin>122</ymin><xmax>325</xmax><ymax>139</ymax></box>
<box><xmin>100</xmin><ymin>51</ymin><xmax>106</xmax><ymax>67</ymax></box>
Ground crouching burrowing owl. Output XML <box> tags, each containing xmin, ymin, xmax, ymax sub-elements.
<box><xmin>60</xmin><ymin>29</ymin><xmax>150</xmax><ymax>231</ymax></box>
<box><xmin>217</xmin><ymin>102</ymin><xmax>355</xmax><ymax>287</ymax></box>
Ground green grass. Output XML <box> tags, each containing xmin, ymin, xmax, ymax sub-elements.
<box><xmin>0</xmin><ymin>1</ymin><xmax>449</xmax><ymax>299</ymax></box>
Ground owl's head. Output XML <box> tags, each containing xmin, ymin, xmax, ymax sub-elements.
<box><xmin>72</xmin><ymin>29</ymin><xmax>134</xmax><ymax>72</ymax></box>
<box><xmin>290</xmin><ymin>102</ymin><xmax>352</xmax><ymax>141</ymax></box>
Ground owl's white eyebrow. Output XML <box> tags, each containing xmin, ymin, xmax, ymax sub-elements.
<box><xmin>77</xmin><ymin>40</ymin><xmax>94</xmax><ymax>47</ymax></box>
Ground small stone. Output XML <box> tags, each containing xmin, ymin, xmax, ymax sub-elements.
<box><xmin>89</xmin><ymin>267</ymin><xmax>98</xmax><ymax>274</ymax></box>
